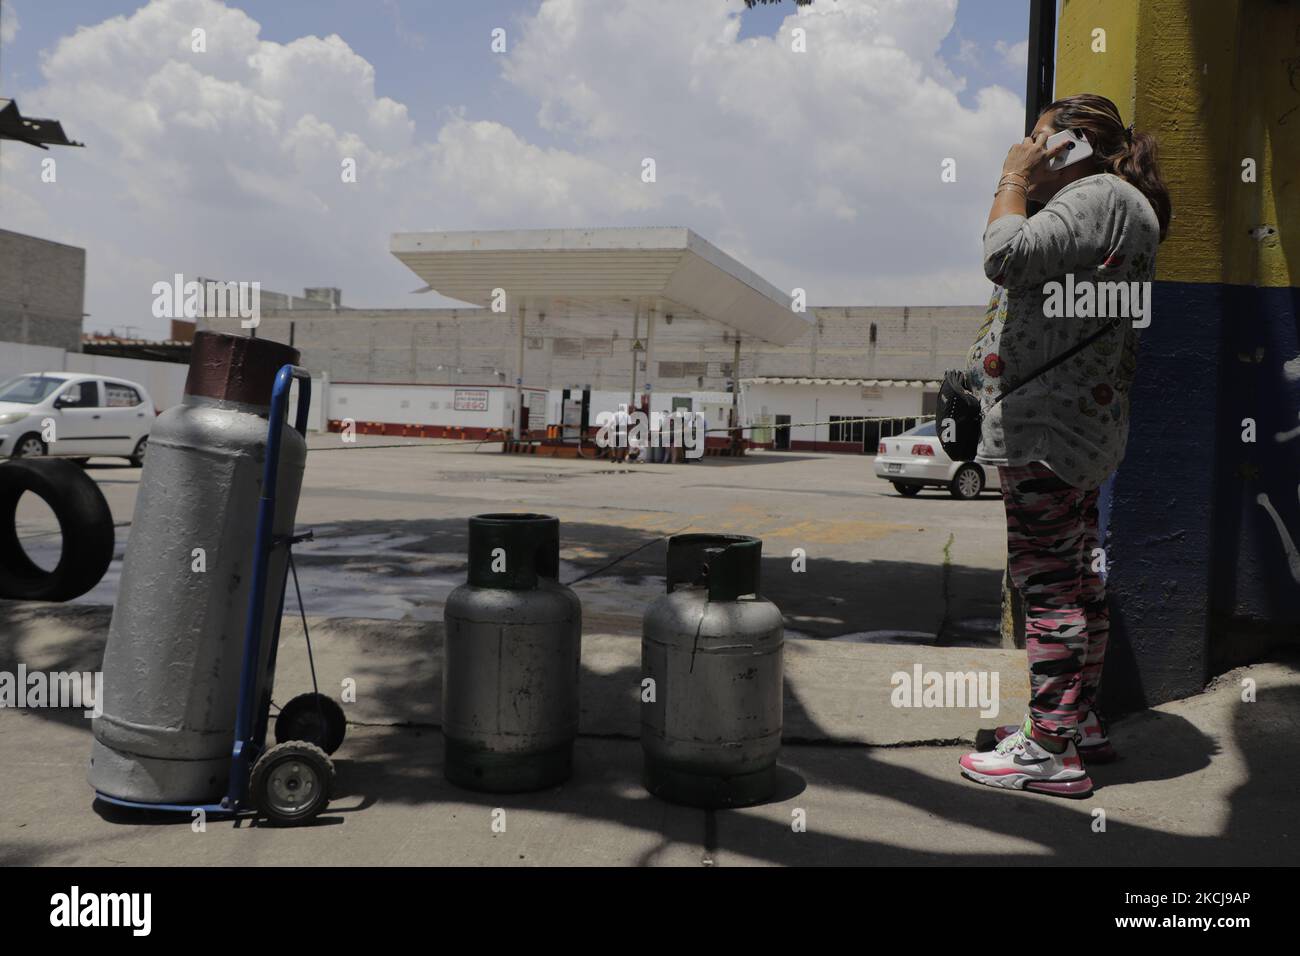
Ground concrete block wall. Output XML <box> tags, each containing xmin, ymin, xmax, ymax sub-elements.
<box><xmin>753</xmin><ymin>305</ymin><xmax>984</xmax><ymax>380</ymax></box>
<box><xmin>0</xmin><ymin>229</ymin><xmax>86</xmax><ymax>352</ymax></box>
<box><xmin>200</xmin><ymin>302</ymin><xmax>985</xmax><ymax>390</ymax></box>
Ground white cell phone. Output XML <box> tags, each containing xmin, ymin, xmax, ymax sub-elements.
<box><xmin>1046</xmin><ymin>128</ymin><xmax>1093</xmax><ymax>171</ymax></box>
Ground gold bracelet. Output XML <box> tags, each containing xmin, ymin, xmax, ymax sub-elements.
<box><xmin>995</xmin><ymin>183</ymin><xmax>1028</xmax><ymax>198</ymax></box>
<box><xmin>999</xmin><ymin>171</ymin><xmax>1029</xmax><ymax>184</ymax></box>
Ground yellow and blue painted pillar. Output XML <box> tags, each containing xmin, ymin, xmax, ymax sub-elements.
<box><xmin>1056</xmin><ymin>0</ymin><xmax>1300</xmax><ymax>709</ymax></box>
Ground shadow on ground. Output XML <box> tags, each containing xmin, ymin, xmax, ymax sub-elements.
<box><xmin>4</xmin><ymin>549</ymin><xmax>1293</xmax><ymax>863</ymax></box>
<box><xmin>6</xmin><ymin>596</ymin><xmax>1289</xmax><ymax>865</ymax></box>
<box><xmin>280</xmin><ymin>516</ymin><xmax>1004</xmax><ymax>644</ymax></box>
<box><xmin>311</xmin><ymin>672</ymin><xmax>1292</xmax><ymax>865</ymax></box>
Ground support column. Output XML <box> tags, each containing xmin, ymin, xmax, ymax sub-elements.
<box><xmin>731</xmin><ymin>335</ymin><xmax>742</xmax><ymax>455</ymax></box>
<box><xmin>515</xmin><ymin>302</ymin><xmax>526</xmax><ymax>439</ymax></box>
<box><xmin>644</xmin><ymin>302</ymin><xmax>658</xmax><ymax>461</ymax></box>
<box><xmin>1057</xmin><ymin>0</ymin><xmax>1300</xmax><ymax>712</ymax></box>
<box><xmin>628</xmin><ymin>301</ymin><xmax>640</xmax><ymax>410</ymax></box>
<box><xmin>643</xmin><ymin>301</ymin><xmax>657</xmax><ymax>409</ymax></box>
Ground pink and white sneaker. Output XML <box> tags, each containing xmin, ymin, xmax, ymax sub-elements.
<box><xmin>994</xmin><ymin>710</ymin><xmax>1116</xmax><ymax>763</ymax></box>
<box><xmin>960</xmin><ymin>726</ymin><xmax>1093</xmax><ymax>798</ymax></box>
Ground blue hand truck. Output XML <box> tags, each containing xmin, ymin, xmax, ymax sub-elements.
<box><xmin>95</xmin><ymin>364</ymin><xmax>346</xmax><ymax>826</ymax></box>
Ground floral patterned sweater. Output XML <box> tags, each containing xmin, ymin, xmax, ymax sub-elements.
<box><xmin>969</xmin><ymin>173</ymin><xmax>1160</xmax><ymax>491</ymax></box>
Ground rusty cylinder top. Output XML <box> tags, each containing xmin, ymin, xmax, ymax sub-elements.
<box><xmin>184</xmin><ymin>331</ymin><xmax>300</xmax><ymax>409</ymax></box>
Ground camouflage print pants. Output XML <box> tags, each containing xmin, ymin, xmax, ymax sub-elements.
<box><xmin>998</xmin><ymin>461</ymin><xmax>1108</xmax><ymax>737</ymax></box>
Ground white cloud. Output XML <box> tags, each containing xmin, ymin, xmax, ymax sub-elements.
<box><xmin>502</xmin><ymin>0</ymin><xmax>1021</xmax><ymax>303</ymax></box>
<box><xmin>1</xmin><ymin>0</ymin><xmax>1024</xmax><ymax>337</ymax></box>
<box><xmin>995</xmin><ymin>38</ymin><xmax>1029</xmax><ymax>72</ymax></box>
<box><xmin>955</xmin><ymin>37</ymin><xmax>980</xmax><ymax>68</ymax></box>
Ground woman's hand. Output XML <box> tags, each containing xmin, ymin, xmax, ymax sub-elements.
<box><xmin>1001</xmin><ymin>129</ymin><xmax>1070</xmax><ymax>183</ymax></box>
<box><xmin>986</xmin><ymin>129</ymin><xmax>1071</xmax><ymax>228</ymax></box>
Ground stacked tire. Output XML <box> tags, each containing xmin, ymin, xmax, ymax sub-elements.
<box><xmin>0</xmin><ymin>458</ymin><xmax>115</xmax><ymax>601</ymax></box>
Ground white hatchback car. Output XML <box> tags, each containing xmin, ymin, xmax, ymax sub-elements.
<box><xmin>872</xmin><ymin>420</ymin><xmax>1000</xmax><ymax>500</ymax></box>
<box><xmin>0</xmin><ymin>372</ymin><xmax>156</xmax><ymax>465</ymax></box>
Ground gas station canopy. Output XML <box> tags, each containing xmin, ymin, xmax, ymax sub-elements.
<box><xmin>389</xmin><ymin>227</ymin><xmax>812</xmax><ymax>346</ymax></box>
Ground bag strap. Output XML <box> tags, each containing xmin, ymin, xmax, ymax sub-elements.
<box><xmin>993</xmin><ymin>315</ymin><xmax>1124</xmax><ymax>405</ymax></box>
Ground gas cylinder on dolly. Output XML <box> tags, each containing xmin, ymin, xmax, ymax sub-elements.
<box><xmin>89</xmin><ymin>332</ymin><xmax>314</xmax><ymax>805</ymax></box>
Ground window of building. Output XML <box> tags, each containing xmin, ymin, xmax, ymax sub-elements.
<box><xmin>828</xmin><ymin>415</ymin><xmax>865</xmax><ymax>444</ymax></box>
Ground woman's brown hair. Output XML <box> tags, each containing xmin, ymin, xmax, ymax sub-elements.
<box><xmin>1043</xmin><ymin>93</ymin><xmax>1172</xmax><ymax>241</ymax></box>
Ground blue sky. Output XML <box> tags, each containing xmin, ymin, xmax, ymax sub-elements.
<box><xmin>3</xmin><ymin>1</ymin><xmax>1032</xmax><ymax>126</ymax></box>
<box><xmin>1</xmin><ymin>0</ymin><xmax>1037</xmax><ymax>334</ymax></box>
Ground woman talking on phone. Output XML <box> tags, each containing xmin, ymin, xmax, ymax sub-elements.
<box><xmin>956</xmin><ymin>94</ymin><xmax>1171</xmax><ymax>798</ymax></box>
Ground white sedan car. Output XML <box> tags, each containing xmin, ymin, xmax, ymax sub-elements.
<box><xmin>0</xmin><ymin>372</ymin><xmax>156</xmax><ymax>465</ymax></box>
<box><xmin>872</xmin><ymin>420</ymin><xmax>1000</xmax><ymax>500</ymax></box>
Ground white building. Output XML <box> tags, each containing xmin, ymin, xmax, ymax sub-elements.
<box><xmin>195</xmin><ymin>228</ymin><xmax>985</xmax><ymax>452</ymax></box>
<box><xmin>744</xmin><ymin>376</ymin><xmax>940</xmax><ymax>453</ymax></box>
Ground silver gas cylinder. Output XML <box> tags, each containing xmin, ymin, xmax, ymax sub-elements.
<box><xmin>641</xmin><ymin>533</ymin><xmax>783</xmax><ymax>808</ymax></box>
<box><xmin>89</xmin><ymin>332</ymin><xmax>305</xmax><ymax>804</ymax></box>
<box><xmin>442</xmin><ymin>513</ymin><xmax>581</xmax><ymax>792</ymax></box>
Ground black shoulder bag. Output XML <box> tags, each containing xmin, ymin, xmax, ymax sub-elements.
<box><xmin>937</xmin><ymin>315</ymin><xmax>1123</xmax><ymax>461</ymax></box>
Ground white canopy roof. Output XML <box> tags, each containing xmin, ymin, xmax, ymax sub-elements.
<box><xmin>390</xmin><ymin>227</ymin><xmax>812</xmax><ymax>347</ymax></box>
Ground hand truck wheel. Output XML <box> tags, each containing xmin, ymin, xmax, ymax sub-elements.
<box><xmin>275</xmin><ymin>692</ymin><xmax>348</xmax><ymax>755</ymax></box>
<box><xmin>250</xmin><ymin>740</ymin><xmax>334</xmax><ymax>826</ymax></box>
